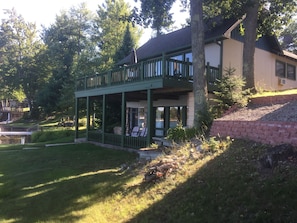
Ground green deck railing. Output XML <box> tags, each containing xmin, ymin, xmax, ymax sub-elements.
<box><xmin>76</xmin><ymin>57</ymin><xmax>220</xmax><ymax>91</ymax></box>
<box><xmin>88</xmin><ymin>131</ymin><xmax>148</xmax><ymax>149</ymax></box>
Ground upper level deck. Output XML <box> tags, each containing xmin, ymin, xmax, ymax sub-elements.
<box><xmin>75</xmin><ymin>55</ymin><xmax>221</xmax><ymax>97</ymax></box>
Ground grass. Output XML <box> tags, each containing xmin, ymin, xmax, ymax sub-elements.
<box><xmin>0</xmin><ymin>139</ymin><xmax>296</xmax><ymax>222</ymax></box>
<box><xmin>252</xmin><ymin>88</ymin><xmax>297</xmax><ymax>98</ymax></box>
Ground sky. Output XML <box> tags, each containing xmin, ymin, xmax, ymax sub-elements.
<box><xmin>0</xmin><ymin>0</ymin><xmax>189</xmax><ymax>45</ymax></box>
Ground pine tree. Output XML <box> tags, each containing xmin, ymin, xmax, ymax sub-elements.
<box><xmin>114</xmin><ymin>25</ymin><xmax>136</xmax><ymax>63</ymax></box>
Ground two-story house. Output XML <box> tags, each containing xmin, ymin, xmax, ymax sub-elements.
<box><xmin>74</xmin><ymin>17</ymin><xmax>297</xmax><ymax>149</ymax></box>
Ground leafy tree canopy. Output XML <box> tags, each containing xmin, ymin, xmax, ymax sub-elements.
<box><xmin>280</xmin><ymin>20</ymin><xmax>297</xmax><ymax>54</ymax></box>
<box><xmin>0</xmin><ymin>8</ymin><xmax>46</xmax><ymax>113</ymax></box>
<box><xmin>94</xmin><ymin>0</ymin><xmax>141</xmax><ymax>72</ymax></box>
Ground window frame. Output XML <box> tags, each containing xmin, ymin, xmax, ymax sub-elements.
<box><xmin>275</xmin><ymin>60</ymin><xmax>286</xmax><ymax>78</ymax></box>
<box><xmin>287</xmin><ymin>63</ymin><xmax>296</xmax><ymax>80</ymax></box>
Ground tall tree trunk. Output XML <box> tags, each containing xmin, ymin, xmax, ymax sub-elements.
<box><xmin>242</xmin><ymin>0</ymin><xmax>260</xmax><ymax>90</ymax></box>
<box><xmin>191</xmin><ymin>0</ymin><xmax>208</xmax><ymax>128</ymax></box>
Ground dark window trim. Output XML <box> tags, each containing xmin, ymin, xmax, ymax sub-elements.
<box><xmin>287</xmin><ymin>63</ymin><xmax>296</xmax><ymax>80</ymax></box>
<box><xmin>275</xmin><ymin>60</ymin><xmax>286</xmax><ymax>78</ymax></box>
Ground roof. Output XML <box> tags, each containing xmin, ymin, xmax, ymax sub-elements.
<box><xmin>283</xmin><ymin>50</ymin><xmax>297</xmax><ymax>61</ymax></box>
<box><xmin>118</xmin><ymin>18</ymin><xmax>238</xmax><ymax>65</ymax></box>
<box><xmin>118</xmin><ymin>17</ymin><xmax>297</xmax><ymax>65</ymax></box>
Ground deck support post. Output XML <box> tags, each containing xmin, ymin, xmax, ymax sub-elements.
<box><xmin>102</xmin><ymin>95</ymin><xmax>106</xmax><ymax>144</ymax></box>
<box><xmin>121</xmin><ymin>92</ymin><xmax>126</xmax><ymax>147</ymax></box>
<box><xmin>75</xmin><ymin>98</ymin><xmax>79</xmax><ymax>139</ymax></box>
<box><xmin>146</xmin><ymin>89</ymin><xmax>153</xmax><ymax>146</ymax></box>
<box><xmin>86</xmin><ymin>96</ymin><xmax>90</xmax><ymax>140</ymax></box>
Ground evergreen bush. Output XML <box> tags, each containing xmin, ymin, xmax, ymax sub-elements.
<box><xmin>212</xmin><ymin>67</ymin><xmax>252</xmax><ymax>116</ymax></box>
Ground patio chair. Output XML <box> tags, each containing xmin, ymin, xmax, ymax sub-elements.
<box><xmin>130</xmin><ymin>126</ymin><xmax>140</xmax><ymax>137</ymax></box>
<box><xmin>139</xmin><ymin>127</ymin><xmax>147</xmax><ymax>137</ymax></box>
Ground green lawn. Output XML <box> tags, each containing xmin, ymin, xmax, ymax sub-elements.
<box><xmin>0</xmin><ymin>140</ymin><xmax>296</xmax><ymax>223</ymax></box>
<box><xmin>252</xmin><ymin>88</ymin><xmax>297</xmax><ymax>97</ymax></box>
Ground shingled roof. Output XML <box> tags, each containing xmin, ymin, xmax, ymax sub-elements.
<box><xmin>118</xmin><ymin>18</ymin><xmax>239</xmax><ymax>65</ymax></box>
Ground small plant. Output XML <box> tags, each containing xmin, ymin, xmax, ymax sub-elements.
<box><xmin>196</xmin><ymin>105</ymin><xmax>214</xmax><ymax>135</ymax></box>
<box><xmin>201</xmin><ymin>135</ymin><xmax>233</xmax><ymax>154</ymax></box>
<box><xmin>212</xmin><ymin>67</ymin><xmax>252</xmax><ymax>116</ymax></box>
<box><xmin>166</xmin><ymin>122</ymin><xmax>186</xmax><ymax>143</ymax></box>
<box><xmin>150</xmin><ymin>143</ymin><xmax>159</xmax><ymax>149</ymax></box>
<box><xmin>167</xmin><ymin>123</ymin><xmax>200</xmax><ymax>143</ymax></box>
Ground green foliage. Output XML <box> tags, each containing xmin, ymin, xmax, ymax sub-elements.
<box><xmin>212</xmin><ymin>67</ymin><xmax>251</xmax><ymax>115</ymax></box>
<box><xmin>280</xmin><ymin>21</ymin><xmax>297</xmax><ymax>54</ymax></box>
<box><xmin>196</xmin><ymin>105</ymin><xmax>214</xmax><ymax>134</ymax></box>
<box><xmin>31</xmin><ymin>129</ymin><xmax>74</xmax><ymax>143</ymax></box>
<box><xmin>139</xmin><ymin>0</ymin><xmax>175</xmax><ymax>35</ymax></box>
<box><xmin>204</xmin><ymin>0</ymin><xmax>296</xmax><ymax>36</ymax></box>
<box><xmin>201</xmin><ymin>135</ymin><xmax>233</xmax><ymax>154</ymax></box>
<box><xmin>113</xmin><ymin>25</ymin><xmax>137</xmax><ymax>64</ymax></box>
<box><xmin>167</xmin><ymin>123</ymin><xmax>199</xmax><ymax>143</ymax></box>
<box><xmin>95</xmin><ymin>0</ymin><xmax>140</xmax><ymax>71</ymax></box>
<box><xmin>167</xmin><ymin>123</ymin><xmax>187</xmax><ymax>143</ymax></box>
<box><xmin>0</xmin><ymin>9</ymin><xmax>46</xmax><ymax>114</ymax></box>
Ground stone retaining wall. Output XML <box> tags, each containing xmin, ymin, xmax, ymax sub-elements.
<box><xmin>210</xmin><ymin>94</ymin><xmax>297</xmax><ymax>146</ymax></box>
<box><xmin>210</xmin><ymin>120</ymin><xmax>297</xmax><ymax>146</ymax></box>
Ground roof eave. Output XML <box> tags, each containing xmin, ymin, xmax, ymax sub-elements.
<box><xmin>223</xmin><ymin>15</ymin><xmax>246</xmax><ymax>39</ymax></box>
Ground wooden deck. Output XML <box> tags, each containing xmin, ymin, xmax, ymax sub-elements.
<box><xmin>76</xmin><ymin>57</ymin><xmax>220</xmax><ymax>93</ymax></box>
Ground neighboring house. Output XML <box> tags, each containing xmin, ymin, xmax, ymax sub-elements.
<box><xmin>0</xmin><ymin>99</ymin><xmax>28</xmax><ymax>124</ymax></box>
<box><xmin>74</xmin><ymin>17</ymin><xmax>297</xmax><ymax>149</ymax></box>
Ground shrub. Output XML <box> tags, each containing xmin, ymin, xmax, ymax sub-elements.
<box><xmin>167</xmin><ymin>123</ymin><xmax>186</xmax><ymax>143</ymax></box>
<box><xmin>196</xmin><ymin>105</ymin><xmax>214</xmax><ymax>135</ymax></box>
<box><xmin>212</xmin><ymin>67</ymin><xmax>252</xmax><ymax>116</ymax></box>
<box><xmin>167</xmin><ymin>123</ymin><xmax>200</xmax><ymax>143</ymax></box>
<box><xmin>201</xmin><ymin>135</ymin><xmax>233</xmax><ymax>154</ymax></box>
<box><xmin>31</xmin><ymin>129</ymin><xmax>73</xmax><ymax>143</ymax></box>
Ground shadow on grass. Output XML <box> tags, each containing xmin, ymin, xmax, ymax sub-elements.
<box><xmin>127</xmin><ymin>140</ymin><xmax>297</xmax><ymax>223</ymax></box>
<box><xmin>0</xmin><ymin>143</ymin><xmax>138</xmax><ymax>223</ymax></box>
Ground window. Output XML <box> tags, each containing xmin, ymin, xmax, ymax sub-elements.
<box><xmin>155</xmin><ymin>107</ymin><xmax>164</xmax><ymax>136</ymax></box>
<box><xmin>276</xmin><ymin>61</ymin><xmax>297</xmax><ymax>81</ymax></box>
<box><xmin>287</xmin><ymin>64</ymin><xmax>296</xmax><ymax>80</ymax></box>
<box><xmin>276</xmin><ymin>61</ymin><xmax>285</xmax><ymax>78</ymax></box>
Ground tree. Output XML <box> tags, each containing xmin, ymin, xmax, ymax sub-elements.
<box><xmin>94</xmin><ymin>0</ymin><xmax>140</xmax><ymax>72</ymax></box>
<box><xmin>40</xmin><ymin>4</ymin><xmax>95</xmax><ymax>115</ymax></box>
<box><xmin>242</xmin><ymin>0</ymin><xmax>260</xmax><ymax>89</ymax></box>
<box><xmin>0</xmin><ymin>8</ymin><xmax>46</xmax><ymax>115</ymax></box>
<box><xmin>114</xmin><ymin>25</ymin><xmax>136</xmax><ymax>63</ymax></box>
<box><xmin>280</xmin><ymin>21</ymin><xmax>297</xmax><ymax>54</ymax></box>
<box><xmin>138</xmin><ymin>0</ymin><xmax>175</xmax><ymax>36</ymax></box>
<box><xmin>204</xmin><ymin>0</ymin><xmax>297</xmax><ymax>89</ymax></box>
<box><xmin>191</xmin><ymin>0</ymin><xmax>208</xmax><ymax>128</ymax></box>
